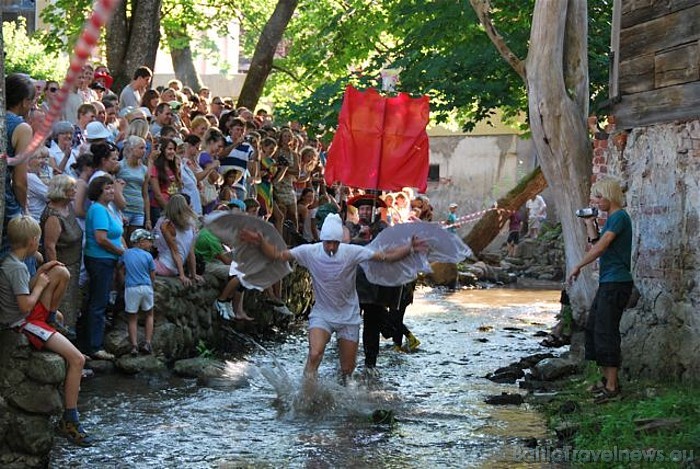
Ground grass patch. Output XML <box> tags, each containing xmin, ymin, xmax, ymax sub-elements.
<box><xmin>534</xmin><ymin>364</ymin><xmax>698</xmax><ymax>467</ymax></box>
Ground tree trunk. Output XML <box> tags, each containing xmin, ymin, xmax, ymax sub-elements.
<box><xmin>465</xmin><ymin>166</ymin><xmax>547</xmax><ymax>254</ymax></box>
<box><xmin>526</xmin><ymin>0</ymin><xmax>597</xmax><ymax>324</ymax></box>
<box><xmin>170</xmin><ymin>42</ymin><xmax>204</xmax><ymax>92</ymax></box>
<box><xmin>106</xmin><ymin>0</ymin><xmax>162</xmax><ymax>92</ymax></box>
<box><xmin>0</xmin><ymin>28</ymin><xmax>6</xmax><ymax>244</ymax></box>
<box><xmin>236</xmin><ymin>0</ymin><xmax>298</xmax><ymax>110</ymax></box>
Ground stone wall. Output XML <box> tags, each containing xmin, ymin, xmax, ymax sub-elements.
<box><xmin>605</xmin><ymin>119</ymin><xmax>700</xmax><ymax>382</ymax></box>
<box><xmin>0</xmin><ymin>264</ymin><xmax>311</xmax><ymax>466</ymax></box>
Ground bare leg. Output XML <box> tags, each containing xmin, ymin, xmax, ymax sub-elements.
<box><xmin>304</xmin><ymin>328</ymin><xmax>331</xmax><ymax>380</ymax></box>
<box><xmin>144</xmin><ymin>310</ymin><xmax>154</xmax><ymax>344</ymax></box>
<box><xmin>602</xmin><ymin>366</ymin><xmax>619</xmax><ymax>391</ymax></box>
<box><xmin>233</xmin><ymin>290</ymin><xmax>254</xmax><ymax>321</ymax></box>
<box><xmin>337</xmin><ymin>338</ymin><xmax>359</xmax><ymax>378</ymax></box>
<box><xmin>218</xmin><ymin>276</ymin><xmax>240</xmax><ymax>302</ymax></box>
<box><xmin>127</xmin><ymin>313</ymin><xmax>138</xmax><ymax>346</ymax></box>
<box><xmin>274</xmin><ymin>202</ymin><xmax>286</xmax><ymax>236</ymax></box>
<box><xmin>40</xmin><ymin>265</ymin><xmax>70</xmax><ymax>312</ymax></box>
<box><xmin>44</xmin><ymin>332</ymin><xmax>85</xmax><ymax>409</ymax></box>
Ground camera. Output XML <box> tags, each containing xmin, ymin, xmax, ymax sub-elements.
<box><xmin>277</xmin><ymin>155</ymin><xmax>289</xmax><ymax>166</ymax></box>
<box><xmin>575</xmin><ymin>207</ymin><xmax>598</xmax><ymax>218</ymax></box>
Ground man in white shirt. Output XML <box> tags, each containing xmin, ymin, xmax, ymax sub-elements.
<box><xmin>240</xmin><ymin>214</ymin><xmax>425</xmax><ymax>381</ymax></box>
<box><xmin>119</xmin><ymin>66</ymin><xmax>152</xmax><ymax>110</ymax></box>
<box><xmin>526</xmin><ymin>194</ymin><xmax>547</xmax><ymax>239</ymax></box>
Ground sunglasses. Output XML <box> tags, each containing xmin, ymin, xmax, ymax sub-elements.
<box><xmin>48</xmin><ymin>87</ymin><xmax>59</xmax><ymax>93</ymax></box>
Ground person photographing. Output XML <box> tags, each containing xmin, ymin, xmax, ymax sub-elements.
<box><xmin>567</xmin><ymin>177</ymin><xmax>633</xmax><ymax>402</ymax></box>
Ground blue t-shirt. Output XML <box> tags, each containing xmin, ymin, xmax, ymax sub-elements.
<box><xmin>85</xmin><ymin>203</ymin><xmax>124</xmax><ymax>259</ymax></box>
<box><xmin>599</xmin><ymin>209</ymin><xmax>633</xmax><ymax>283</ymax></box>
<box><xmin>121</xmin><ymin>247</ymin><xmax>155</xmax><ymax>287</ymax></box>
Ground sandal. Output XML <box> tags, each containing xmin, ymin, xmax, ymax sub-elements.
<box><xmin>594</xmin><ymin>387</ymin><xmax>621</xmax><ymax>404</ymax></box>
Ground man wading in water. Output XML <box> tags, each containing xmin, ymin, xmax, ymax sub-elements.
<box><xmin>240</xmin><ymin>213</ymin><xmax>426</xmax><ymax>382</ymax></box>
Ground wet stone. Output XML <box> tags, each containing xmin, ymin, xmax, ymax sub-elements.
<box><xmin>484</xmin><ymin>392</ymin><xmax>525</xmax><ymax>405</ymax></box>
<box><xmin>25</xmin><ymin>352</ymin><xmax>66</xmax><ymax>385</ymax></box>
<box><xmin>6</xmin><ymin>381</ymin><xmax>62</xmax><ymax>415</ymax></box>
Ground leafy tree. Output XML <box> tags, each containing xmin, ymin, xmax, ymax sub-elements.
<box><xmin>3</xmin><ymin>18</ymin><xmax>69</xmax><ymax>81</ymax></box>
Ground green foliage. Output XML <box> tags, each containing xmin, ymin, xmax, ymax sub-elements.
<box><xmin>196</xmin><ymin>339</ymin><xmax>214</xmax><ymax>359</ymax></box>
<box><xmin>3</xmin><ymin>18</ymin><xmax>70</xmax><ymax>81</ymax></box>
<box><xmin>537</xmin><ymin>371</ymin><xmax>699</xmax><ymax>468</ymax></box>
<box><xmin>37</xmin><ymin>0</ymin><xmax>92</xmax><ymax>53</ymax></box>
<box><xmin>269</xmin><ymin>0</ymin><xmax>611</xmax><ymax>132</ymax></box>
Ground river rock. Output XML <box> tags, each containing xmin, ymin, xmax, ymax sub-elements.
<box><xmin>24</xmin><ymin>352</ymin><xmax>66</xmax><ymax>384</ymax></box>
<box><xmin>484</xmin><ymin>393</ymin><xmax>524</xmax><ymax>405</ymax></box>
<box><xmin>0</xmin><ymin>453</ymin><xmax>47</xmax><ymax>469</ymax></box>
<box><xmin>6</xmin><ymin>382</ymin><xmax>62</xmax><ymax>415</ymax></box>
<box><xmin>5</xmin><ymin>412</ymin><xmax>54</xmax><ymax>455</ymax></box>
<box><xmin>531</xmin><ymin>357</ymin><xmax>578</xmax><ymax>381</ymax></box>
<box><xmin>115</xmin><ymin>355</ymin><xmax>167</xmax><ymax>375</ymax></box>
<box><xmin>430</xmin><ymin>262</ymin><xmax>458</xmax><ymax>286</ymax></box>
<box><xmin>486</xmin><ymin>366</ymin><xmax>525</xmax><ymax>384</ymax></box>
<box><xmin>173</xmin><ymin>357</ymin><xmax>225</xmax><ymax>379</ymax></box>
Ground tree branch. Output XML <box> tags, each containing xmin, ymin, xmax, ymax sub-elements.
<box><xmin>271</xmin><ymin>64</ymin><xmax>316</xmax><ymax>93</ymax></box>
<box><xmin>469</xmin><ymin>0</ymin><xmax>526</xmax><ymax>81</ymax></box>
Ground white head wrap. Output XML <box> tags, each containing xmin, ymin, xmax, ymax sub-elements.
<box><xmin>320</xmin><ymin>213</ymin><xmax>344</xmax><ymax>242</ymax></box>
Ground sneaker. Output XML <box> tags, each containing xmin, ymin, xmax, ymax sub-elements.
<box><xmin>391</xmin><ymin>344</ymin><xmax>406</xmax><ymax>353</ymax></box>
<box><xmin>407</xmin><ymin>333</ymin><xmax>421</xmax><ymax>352</ymax></box>
<box><xmin>139</xmin><ymin>342</ymin><xmax>152</xmax><ymax>355</ymax></box>
<box><xmin>91</xmin><ymin>350</ymin><xmax>114</xmax><ymax>361</ymax></box>
<box><xmin>214</xmin><ymin>300</ymin><xmax>233</xmax><ymax>320</ymax></box>
<box><xmin>58</xmin><ymin>419</ymin><xmax>94</xmax><ymax>447</ymax></box>
<box><xmin>48</xmin><ymin>319</ymin><xmax>77</xmax><ymax>341</ymax></box>
<box><xmin>130</xmin><ymin>346</ymin><xmax>138</xmax><ymax>357</ymax></box>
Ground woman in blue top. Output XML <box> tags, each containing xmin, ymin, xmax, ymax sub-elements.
<box><xmin>83</xmin><ymin>175</ymin><xmax>125</xmax><ymax>359</ymax></box>
<box><xmin>568</xmin><ymin>177</ymin><xmax>633</xmax><ymax>402</ymax></box>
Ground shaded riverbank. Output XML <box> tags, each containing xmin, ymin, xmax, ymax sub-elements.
<box><xmin>50</xmin><ymin>285</ymin><xmax>562</xmax><ymax>467</ymax></box>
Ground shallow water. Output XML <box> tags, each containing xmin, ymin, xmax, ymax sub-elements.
<box><xmin>50</xmin><ymin>285</ymin><xmax>561</xmax><ymax>468</ymax></box>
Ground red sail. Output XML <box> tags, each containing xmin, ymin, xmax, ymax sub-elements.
<box><xmin>325</xmin><ymin>85</ymin><xmax>429</xmax><ymax>192</ymax></box>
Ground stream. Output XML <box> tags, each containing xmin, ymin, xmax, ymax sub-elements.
<box><xmin>50</xmin><ymin>284</ymin><xmax>561</xmax><ymax>468</ymax></box>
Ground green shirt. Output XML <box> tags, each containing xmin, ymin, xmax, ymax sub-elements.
<box><xmin>599</xmin><ymin>209</ymin><xmax>633</xmax><ymax>283</ymax></box>
<box><xmin>194</xmin><ymin>228</ymin><xmax>225</xmax><ymax>263</ymax></box>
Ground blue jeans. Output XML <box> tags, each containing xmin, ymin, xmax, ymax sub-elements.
<box><xmin>84</xmin><ymin>256</ymin><xmax>117</xmax><ymax>354</ymax></box>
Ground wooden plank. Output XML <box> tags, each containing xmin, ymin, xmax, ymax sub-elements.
<box><xmin>612</xmin><ymin>81</ymin><xmax>700</xmax><ymax>128</ymax></box>
<box><xmin>619</xmin><ymin>54</ymin><xmax>655</xmax><ymax>93</ymax></box>
<box><xmin>655</xmin><ymin>42</ymin><xmax>700</xmax><ymax>88</ymax></box>
<box><xmin>621</xmin><ymin>0</ymin><xmax>700</xmax><ymax>29</ymax></box>
<box><xmin>619</xmin><ymin>4</ymin><xmax>700</xmax><ymax>61</ymax></box>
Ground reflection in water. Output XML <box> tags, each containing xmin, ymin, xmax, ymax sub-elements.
<box><xmin>50</xmin><ymin>286</ymin><xmax>560</xmax><ymax>468</ymax></box>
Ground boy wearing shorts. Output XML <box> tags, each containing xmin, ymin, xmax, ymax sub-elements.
<box><xmin>0</xmin><ymin>216</ymin><xmax>92</xmax><ymax>446</ymax></box>
<box><xmin>120</xmin><ymin>229</ymin><xmax>156</xmax><ymax>356</ymax></box>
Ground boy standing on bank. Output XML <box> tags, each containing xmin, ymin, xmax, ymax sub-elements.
<box><xmin>0</xmin><ymin>216</ymin><xmax>92</xmax><ymax>446</ymax></box>
<box><xmin>120</xmin><ymin>229</ymin><xmax>156</xmax><ymax>356</ymax></box>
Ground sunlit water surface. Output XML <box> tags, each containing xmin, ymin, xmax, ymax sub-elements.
<box><xmin>51</xmin><ymin>285</ymin><xmax>561</xmax><ymax>468</ymax></box>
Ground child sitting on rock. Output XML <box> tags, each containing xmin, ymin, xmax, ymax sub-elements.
<box><xmin>119</xmin><ymin>229</ymin><xmax>156</xmax><ymax>356</ymax></box>
<box><xmin>0</xmin><ymin>216</ymin><xmax>92</xmax><ymax>446</ymax></box>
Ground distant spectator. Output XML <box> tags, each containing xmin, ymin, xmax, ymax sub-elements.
<box><xmin>119</xmin><ymin>66</ymin><xmax>153</xmax><ymax>110</ymax></box>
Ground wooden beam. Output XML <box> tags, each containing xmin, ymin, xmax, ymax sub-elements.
<box><xmin>655</xmin><ymin>41</ymin><xmax>700</xmax><ymax>87</ymax></box>
<box><xmin>621</xmin><ymin>0</ymin><xmax>700</xmax><ymax>29</ymax></box>
<box><xmin>611</xmin><ymin>81</ymin><xmax>700</xmax><ymax>128</ymax></box>
<box><xmin>619</xmin><ymin>54</ymin><xmax>655</xmax><ymax>93</ymax></box>
<box><xmin>619</xmin><ymin>3</ymin><xmax>700</xmax><ymax>61</ymax></box>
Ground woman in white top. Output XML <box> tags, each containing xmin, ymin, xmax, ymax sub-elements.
<box><xmin>153</xmin><ymin>194</ymin><xmax>201</xmax><ymax>286</ymax></box>
<box><xmin>27</xmin><ymin>147</ymin><xmax>50</xmax><ymax>221</ymax></box>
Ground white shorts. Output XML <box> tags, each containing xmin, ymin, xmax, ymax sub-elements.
<box><xmin>308</xmin><ymin>316</ymin><xmax>360</xmax><ymax>343</ymax></box>
<box><xmin>125</xmin><ymin>285</ymin><xmax>154</xmax><ymax>313</ymax></box>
